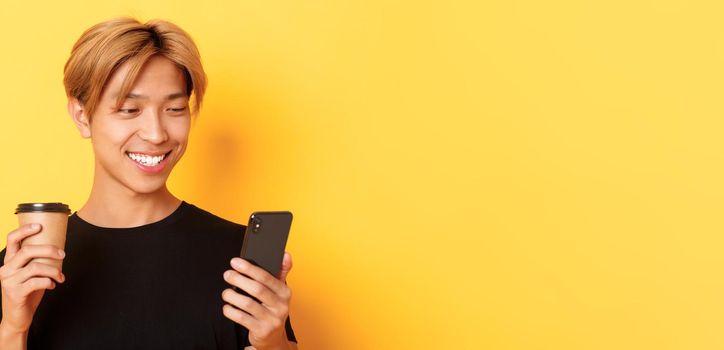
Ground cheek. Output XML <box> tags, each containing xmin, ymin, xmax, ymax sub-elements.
<box><xmin>168</xmin><ymin>118</ymin><xmax>191</xmax><ymax>142</ymax></box>
<box><xmin>91</xmin><ymin>122</ymin><xmax>132</xmax><ymax>151</ymax></box>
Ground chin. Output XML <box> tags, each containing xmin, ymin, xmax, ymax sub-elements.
<box><xmin>97</xmin><ymin>159</ymin><xmax>175</xmax><ymax>195</ymax></box>
<box><xmin>126</xmin><ymin>178</ymin><xmax>170</xmax><ymax>195</ymax></box>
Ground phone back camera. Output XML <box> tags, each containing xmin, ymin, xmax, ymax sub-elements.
<box><xmin>251</xmin><ymin>217</ymin><xmax>262</xmax><ymax>233</ymax></box>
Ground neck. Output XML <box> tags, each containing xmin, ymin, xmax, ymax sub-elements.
<box><xmin>77</xmin><ymin>166</ymin><xmax>182</xmax><ymax>228</ymax></box>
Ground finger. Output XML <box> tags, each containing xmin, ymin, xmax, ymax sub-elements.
<box><xmin>18</xmin><ymin>277</ymin><xmax>56</xmax><ymax>297</ymax></box>
<box><xmin>230</xmin><ymin>258</ymin><xmax>287</xmax><ymax>296</ymax></box>
<box><xmin>5</xmin><ymin>262</ymin><xmax>65</xmax><ymax>286</ymax></box>
<box><xmin>279</xmin><ymin>251</ymin><xmax>293</xmax><ymax>282</ymax></box>
<box><xmin>222</xmin><ymin>288</ymin><xmax>266</xmax><ymax>318</ymax></box>
<box><xmin>223</xmin><ymin>303</ymin><xmax>257</xmax><ymax>329</ymax></box>
<box><xmin>4</xmin><ymin>224</ymin><xmax>42</xmax><ymax>260</ymax></box>
<box><xmin>224</xmin><ymin>269</ymin><xmax>279</xmax><ymax>307</ymax></box>
<box><xmin>6</xmin><ymin>244</ymin><xmax>65</xmax><ymax>270</ymax></box>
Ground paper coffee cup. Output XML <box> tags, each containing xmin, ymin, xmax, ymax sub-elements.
<box><xmin>15</xmin><ymin>203</ymin><xmax>70</xmax><ymax>270</ymax></box>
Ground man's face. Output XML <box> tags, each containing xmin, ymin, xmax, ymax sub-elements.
<box><xmin>84</xmin><ymin>55</ymin><xmax>191</xmax><ymax>195</ymax></box>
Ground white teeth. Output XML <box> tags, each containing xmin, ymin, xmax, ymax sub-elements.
<box><xmin>127</xmin><ymin>152</ymin><xmax>166</xmax><ymax>166</ymax></box>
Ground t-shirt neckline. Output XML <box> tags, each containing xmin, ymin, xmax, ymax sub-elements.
<box><xmin>69</xmin><ymin>201</ymin><xmax>191</xmax><ymax>233</ymax></box>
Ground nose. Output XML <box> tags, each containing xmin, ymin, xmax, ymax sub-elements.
<box><xmin>137</xmin><ymin>109</ymin><xmax>168</xmax><ymax>144</ymax></box>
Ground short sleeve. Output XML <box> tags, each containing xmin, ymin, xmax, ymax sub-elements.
<box><xmin>285</xmin><ymin>314</ymin><xmax>297</xmax><ymax>343</ymax></box>
<box><xmin>0</xmin><ymin>247</ymin><xmax>5</xmax><ymax>321</ymax></box>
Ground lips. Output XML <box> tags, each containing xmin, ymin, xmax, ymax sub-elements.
<box><xmin>126</xmin><ymin>150</ymin><xmax>169</xmax><ymax>156</ymax></box>
<box><xmin>125</xmin><ymin>150</ymin><xmax>173</xmax><ymax>173</ymax></box>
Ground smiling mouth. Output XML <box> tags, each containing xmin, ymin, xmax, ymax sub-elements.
<box><xmin>125</xmin><ymin>150</ymin><xmax>172</xmax><ymax>167</ymax></box>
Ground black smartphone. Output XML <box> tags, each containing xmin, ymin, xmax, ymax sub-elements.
<box><xmin>239</xmin><ymin>211</ymin><xmax>293</xmax><ymax>279</ymax></box>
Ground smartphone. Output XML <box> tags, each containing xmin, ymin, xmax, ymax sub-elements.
<box><xmin>239</xmin><ymin>211</ymin><xmax>293</xmax><ymax>279</ymax></box>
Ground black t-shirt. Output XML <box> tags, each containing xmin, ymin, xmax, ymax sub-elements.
<box><xmin>0</xmin><ymin>201</ymin><xmax>297</xmax><ymax>349</ymax></box>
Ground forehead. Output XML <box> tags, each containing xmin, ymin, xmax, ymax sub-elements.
<box><xmin>104</xmin><ymin>55</ymin><xmax>187</xmax><ymax>100</ymax></box>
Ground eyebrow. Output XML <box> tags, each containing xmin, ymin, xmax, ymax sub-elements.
<box><xmin>116</xmin><ymin>92</ymin><xmax>187</xmax><ymax>100</ymax></box>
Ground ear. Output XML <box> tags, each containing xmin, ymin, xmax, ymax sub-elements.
<box><xmin>67</xmin><ymin>98</ymin><xmax>91</xmax><ymax>138</ymax></box>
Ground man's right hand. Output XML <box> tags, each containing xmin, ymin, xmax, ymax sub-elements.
<box><xmin>0</xmin><ymin>223</ymin><xmax>65</xmax><ymax>334</ymax></box>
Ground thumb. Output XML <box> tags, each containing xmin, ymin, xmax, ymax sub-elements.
<box><xmin>278</xmin><ymin>251</ymin><xmax>293</xmax><ymax>281</ymax></box>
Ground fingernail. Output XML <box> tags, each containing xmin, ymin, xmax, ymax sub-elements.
<box><xmin>231</xmin><ymin>258</ymin><xmax>242</xmax><ymax>268</ymax></box>
<box><xmin>223</xmin><ymin>270</ymin><xmax>231</xmax><ymax>279</ymax></box>
<box><xmin>58</xmin><ymin>250</ymin><xmax>65</xmax><ymax>258</ymax></box>
<box><xmin>31</xmin><ymin>223</ymin><xmax>39</xmax><ymax>229</ymax></box>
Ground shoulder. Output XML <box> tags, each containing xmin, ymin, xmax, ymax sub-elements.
<box><xmin>178</xmin><ymin>202</ymin><xmax>247</xmax><ymax>247</ymax></box>
<box><xmin>181</xmin><ymin>201</ymin><xmax>247</xmax><ymax>233</ymax></box>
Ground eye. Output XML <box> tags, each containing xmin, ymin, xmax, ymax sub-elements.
<box><xmin>118</xmin><ymin>108</ymin><xmax>140</xmax><ymax>114</ymax></box>
<box><xmin>166</xmin><ymin>106</ymin><xmax>188</xmax><ymax>114</ymax></box>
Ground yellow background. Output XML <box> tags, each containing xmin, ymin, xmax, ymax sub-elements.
<box><xmin>1</xmin><ymin>0</ymin><xmax>723</xmax><ymax>349</ymax></box>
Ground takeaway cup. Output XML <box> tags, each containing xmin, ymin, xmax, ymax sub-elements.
<box><xmin>14</xmin><ymin>203</ymin><xmax>70</xmax><ymax>270</ymax></box>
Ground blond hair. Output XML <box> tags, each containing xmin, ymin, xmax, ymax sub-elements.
<box><xmin>63</xmin><ymin>17</ymin><xmax>207</xmax><ymax>119</ymax></box>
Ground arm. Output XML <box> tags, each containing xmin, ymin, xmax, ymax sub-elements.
<box><xmin>0</xmin><ymin>224</ymin><xmax>66</xmax><ymax>350</ymax></box>
<box><xmin>244</xmin><ymin>340</ymin><xmax>298</xmax><ymax>350</ymax></box>
<box><xmin>223</xmin><ymin>252</ymin><xmax>297</xmax><ymax>350</ymax></box>
<box><xmin>244</xmin><ymin>341</ymin><xmax>299</xmax><ymax>350</ymax></box>
<box><xmin>0</xmin><ymin>323</ymin><xmax>27</xmax><ymax>350</ymax></box>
